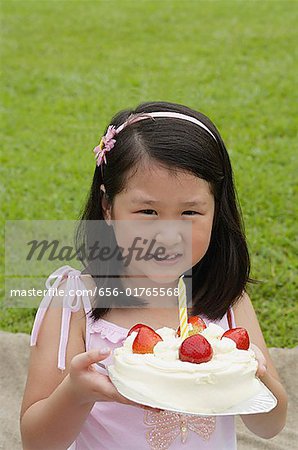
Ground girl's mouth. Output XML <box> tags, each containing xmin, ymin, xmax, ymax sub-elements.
<box><xmin>150</xmin><ymin>253</ymin><xmax>183</xmax><ymax>266</ymax></box>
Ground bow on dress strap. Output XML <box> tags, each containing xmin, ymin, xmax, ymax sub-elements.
<box><xmin>30</xmin><ymin>265</ymin><xmax>93</xmax><ymax>371</ymax></box>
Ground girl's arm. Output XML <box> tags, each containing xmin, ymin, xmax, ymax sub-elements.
<box><xmin>21</xmin><ymin>372</ymin><xmax>96</xmax><ymax>450</ymax></box>
<box><xmin>20</xmin><ymin>286</ymin><xmax>138</xmax><ymax>450</ymax></box>
<box><xmin>233</xmin><ymin>292</ymin><xmax>288</xmax><ymax>439</ymax></box>
<box><xmin>20</xmin><ymin>296</ymin><xmax>94</xmax><ymax>450</ymax></box>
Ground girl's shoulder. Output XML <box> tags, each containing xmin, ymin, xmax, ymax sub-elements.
<box><xmin>22</xmin><ymin>266</ymin><xmax>89</xmax><ymax>420</ymax></box>
<box><xmin>30</xmin><ymin>265</ymin><xmax>95</xmax><ymax>368</ymax></box>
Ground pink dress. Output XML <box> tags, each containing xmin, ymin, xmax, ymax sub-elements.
<box><xmin>30</xmin><ymin>265</ymin><xmax>237</xmax><ymax>450</ymax></box>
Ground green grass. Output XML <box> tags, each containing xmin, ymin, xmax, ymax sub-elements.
<box><xmin>1</xmin><ymin>0</ymin><xmax>297</xmax><ymax>347</ymax></box>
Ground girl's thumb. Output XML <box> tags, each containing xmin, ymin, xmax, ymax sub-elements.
<box><xmin>71</xmin><ymin>348</ymin><xmax>110</xmax><ymax>371</ymax></box>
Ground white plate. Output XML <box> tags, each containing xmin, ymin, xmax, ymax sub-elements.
<box><xmin>108</xmin><ymin>370</ymin><xmax>277</xmax><ymax>416</ymax></box>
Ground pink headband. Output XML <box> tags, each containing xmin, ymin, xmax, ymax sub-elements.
<box><xmin>93</xmin><ymin>111</ymin><xmax>218</xmax><ymax>167</ymax></box>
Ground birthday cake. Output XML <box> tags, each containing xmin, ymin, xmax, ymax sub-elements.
<box><xmin>108</xmin><ymin>317</ymin><xmax>262</xmax><ymax>414</ymax></box>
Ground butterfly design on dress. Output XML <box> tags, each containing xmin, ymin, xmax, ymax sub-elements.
<box><xmin>144</xmin><ymin>409</ymin><xmax>216</xmax><ymax>449</ymax></box>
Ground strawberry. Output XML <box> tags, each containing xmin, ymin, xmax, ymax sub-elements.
<box><xmin>179</xmin><ymin>334</ymin><xmax>213</xmax><ymax>364</ymax></box>
<box><xmin>176</xmin><ymin>315</ymin><xmax>207</xmax><ymax>337</ymax></box>
<box><xmin>221</xmin><ymin>327</ymin><xmax>250</xmax><ymax>350</ymax></box>
<box><xmin>127</xmin><ymin>323</ymin><xmax>152</xmax><ymax>336</ymax></box>
<box><xmin>132</xmin><ymin>326</ymin><xmax>163</xmax><ymax>354</ymax></box>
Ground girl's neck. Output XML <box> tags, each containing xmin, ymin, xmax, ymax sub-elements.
<box><xmin>104</xmin><ymin>306</ymin><xmax>181</xmax><ymax>331</ymax></box>
<box><xmin>119</xmin><ymin>273</ymin><xmax>179</xmax><ymax>307</ymax></box>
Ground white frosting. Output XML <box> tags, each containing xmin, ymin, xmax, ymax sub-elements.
<box><xmin>109</xmin><ymin>324</ymin><xmax>261</xmax><ymax>413</ymax></box>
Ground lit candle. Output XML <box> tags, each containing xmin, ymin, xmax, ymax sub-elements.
<box><xmin>178</xmin><ymin>275</ymin><xmax>189</xmax><ymax>339</ymax></box>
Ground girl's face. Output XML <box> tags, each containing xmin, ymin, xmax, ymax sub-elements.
<box><xmin>101</xmin><ymin>162</ymin><xmax>215</xmax><ymax>287</ymax></box>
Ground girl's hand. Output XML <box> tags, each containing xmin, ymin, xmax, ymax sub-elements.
<box><xmin>250</xmin><ymin>343</ymin><xmax>267</xmax><ymax>378</ymax></box>
<box><xmin>68</xmin><ymin>348</ymin><xmax>134</xmax><ymax>405</ymax></box>
<box><xmin>68</xmin><ymin>348</ymin><xmax>161</xmax><ymax>412</ymax></box>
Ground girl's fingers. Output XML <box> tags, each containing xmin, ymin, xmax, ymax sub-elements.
<box><xmin>94</xmin><ymin>375</ymin><xmax>137</xmax><ymax>405</ymax></box>
<box><xmin>250</xmin><ymin>343</ymin><xmax>267</xmax><ymax>377</ymax></box>
<box><xmin>256</xmin><ymin>357</ymin><xmax>267</xmax><ymax>377</ymax></box>
<box><xmin>141</xmin><ymin>405</ymin><xmax>163</xmax><ymax>412</ymax></box>
<box><xmin>96</xmin><ymin>378</ymin><xmax>157</xmax><ymax>408</ymax></box>
<box><xmin>71</xmin><ymin>348</ymin><xmax>111</xmax><ymax>372</ymax></box>
<box><xmin>257</xmin><ymin>366</ymin><xmax>267</xmax><ymax>377</ymax></box>
<box><xmin>70</xmin><ymin>349</ymin><xmax>160</xmax><ymax>408</ymax></box>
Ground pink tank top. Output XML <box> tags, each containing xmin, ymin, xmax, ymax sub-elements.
<box><xmin>30</xmin><ymin>265</ymin><xmax>237</xmax><ymax>450</ymax></box>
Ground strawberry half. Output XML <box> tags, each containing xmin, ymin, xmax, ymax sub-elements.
<box><xmin>127</xmin><ymin>323</ymin><xmax>152</xmax><ymax>337</ymax></box>
<box><xmin>132</xmin><ymin>326</ymin><xmax>163</xmax><ymax>354</ymax></box>
<box><xmin>179</xmin><ymin>334</ymin><xmax>213</xmax><ymax>364</ymax></box>
<box><xmin>221</xmin><ymin>327</ymin><xmax>250</xmax><ymax>350</ymax></box>
<box><xmin>176</xmin><ymin>315</ymin><xmax>207</xmax><ymax>337</ymax></box>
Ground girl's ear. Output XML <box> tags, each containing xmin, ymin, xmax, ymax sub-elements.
<box><xmin>100</xmin><ymin>184</ymin><xmax>112</xmax><ymax>225</ymax></box>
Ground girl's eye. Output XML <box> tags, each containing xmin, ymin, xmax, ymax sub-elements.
<box><xmin>183</xmin><ymin>211</ymin><xmax>199</xmax><ymax>216</ymax></box>
<box><xmin>138</xmin><ymin>210</ymin><xmax>157</xmax><ymax>215</ymax></box>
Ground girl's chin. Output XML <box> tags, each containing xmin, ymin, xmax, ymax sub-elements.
<box><xmin>137</xmin><ymin>268</ymin><xmax>185</xmax><ymax>284</ymax></box>
<box><xmin>122</xmin><ymin>270</ymin><xmax>178</xmax><ymax>284</ymax></box>
<box><xmin>126</xmin><ymin>263</ymin><xmax>192</xmax><ymax>281</ymax></box>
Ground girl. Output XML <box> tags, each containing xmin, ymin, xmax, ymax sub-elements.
<box><xmin>20</xmin><ymin>101</ymin><xmax>287</xmax><ymax>450</ymax></box>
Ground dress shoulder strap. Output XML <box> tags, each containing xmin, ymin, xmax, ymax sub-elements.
<box><xmin>30</xmin><ymin>265</ymin><xmax>93</xmax><ymax>371</ymax></box>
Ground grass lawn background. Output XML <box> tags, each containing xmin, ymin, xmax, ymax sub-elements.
<box><xmin>1</xmin><ymin>0</ymin><xmax>297</xmax><ymax>347</ymax></box>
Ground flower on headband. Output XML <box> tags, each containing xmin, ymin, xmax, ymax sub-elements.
<box><xmin>93</xmin><ymin>125</ymin><xmax>117</xmax><ymax>166</ymax></box>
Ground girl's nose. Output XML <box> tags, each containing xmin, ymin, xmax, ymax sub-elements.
<box><xmin>155</xmin><ymin>226</ymin><xmax>183</xmax><ymax>248</ymax></box>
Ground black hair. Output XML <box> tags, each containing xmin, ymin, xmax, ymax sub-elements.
<box><xmin>75</xmin><ymin>101</ymin><xmax>252</xmax><ymax>322</ymax></box>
